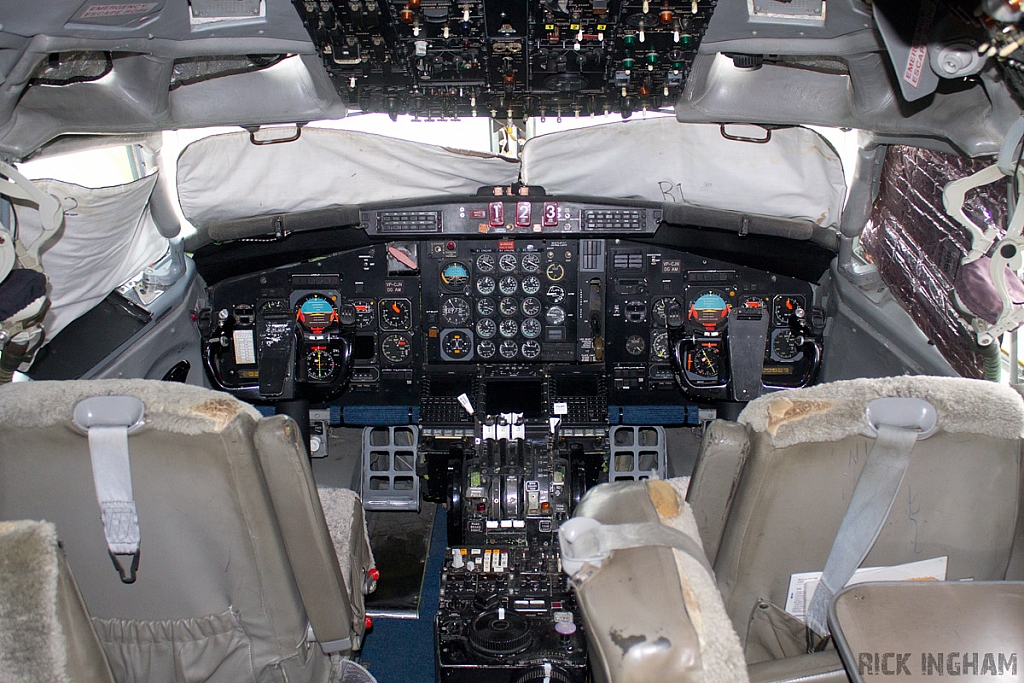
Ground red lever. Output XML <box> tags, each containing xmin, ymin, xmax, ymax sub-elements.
<box><xmin>364</xmin><ymin>616</ymin><xmax>374</xmax><ymax>630</ymax></box>
<box><xmin>367</xmin><ymin>567</ymin><xmax>380</xmax><ymax>582</ymax></box>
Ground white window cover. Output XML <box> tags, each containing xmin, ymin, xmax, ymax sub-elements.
<box><xmin>176</xmin><ymin>128</ymin><xmax>521</xmax><ymax>228</ymax></box>
<box><xmin>14</xmin><ymin>174</ymin><xmax>169</xmax><ymax>340</ymax></box>
<box><xmin>520</xmin><ymin>120</ymin><xmax>846</xmax><ymax>228</ymax></box>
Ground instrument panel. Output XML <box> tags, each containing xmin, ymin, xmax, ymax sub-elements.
<box><xmin>202</xmin><ymin>230</ymin><xmax>822</xmax><ymax>415</ymax></box>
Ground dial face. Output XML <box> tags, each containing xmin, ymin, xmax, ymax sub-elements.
<box><xmin>521</xmin><ymin>297</ymin><xmax>541</xmax><ymax>317</ymax></box>
<box><xmin>441</xmin><ymin>262</ymin><xmax>470</xmax><ymax>290</ymax></box>
<box><xmin>521</xmin><ymin>317</ymin><xmax>542</xmax><ymax>339</ymax></box>
<box><xmin>499</xmin><ymin>297</ymin><xmax>519</xmax><ymax>317</ymax></box>
<box><xmin>306</xmin><ymin>348</ymin><xmax>336</xmax><ymax>380</ymax></box>
<box><xmin>350</xmin><ymin>300</ymin><xmax>376</xmax><ymax>329</ymax></box>
<box><xmin>498</xmin><ymin>275</ymin><xmax>518</xmax><ymax>296</ymax></box>
<box><xmin>297</xmin><ymin>295</ymin><xmax>337</xmax><ymax>331</ymax></box>
<box><xmin>521</xmin><ymin>275</ymin><xmax>541</xmax><ymax>295</ymax></box>
<box><xmin>626</xmin><ymin>334</ymin><xmax>646</xmax><ymax>356</ymax></box>
<box><xmin>743</xmin><ymin>296</ymin><xmax>765</xmax><ymax>310</ymax></box>
<box><xmin>688</xmin><ymin>290</ymin><xmax>729</xmax><ymax>325</ymax></box>
<box><xmin>380</xmin><ymin>334</ymin><xmax>412</xmax><ymax>363</ymax></box>
<box><xmin>440</xmin><ymin>329</ymin><xmax>473</xmax><ymax>359</ymax></box>
<box><xmin>379</xmin><ymin>298</ymin><xmax>412</xmax><ymax>330</ymax></box>
<box><xmin>546</xmin><ymin>263</ymin><xmax>565</xmax><ymax>281</ymax></box>
<box><xmin>476</xmin><ymin>253</ymin><xmax>495</xmax><ymax>273</ymax></box>
<box><xmin>499</xmin><ymin>318</ymin><xmax>519</xmax><ymax>338</ymax></box>
<box><xmin>260</xmin><ymin>299</ymin><xmax>288</xmax><ymax>314</ymax></box>
<box><xmin>521</xmin><ymin>252</ymin><xmax>541</xmax><ymax>273</ymax></box>
<box><xmin>771</xmin><ymin>328</ymin><xmax>803</xmax><ymax>361</ymax></box>
<box><xmin>498</xmin><ymin>253</ymin><xmax>518</xmax><ymax>272</ymax></box>
<box><xmin>651</xmin><ymin>330</ymin><xmax>669</xmax><ymax>360</ymax></box>
<box><xmin>773</xmin><ymin>295</ymin><xmax>806</xmax><ymax>326</ymax></box>
<box><xmin>476</xmin><ymin>318</ymin><xmax>497</xmax><ymax>339</ymax></box>
<box><xmin>652</xmin><ymin>297</ymin><xmax>681</xmax><ymax>327</ymax></box>
<box><xmin>521</xmin><ymin>340</ymin><xmax>541</xmax><ymax>359</ymax></box>
<box><xmin>545</xmin><ymin>306</ymin><xmax>566</xmax><ymax>326</ymax></box>
<box><xmin>546</xmin><ymin>285</ymin><xmax>565</xmax><ymax>304</ymax></box>
<box><xmin>477</xmin><ymin>297</ymin><xmax>496</xmax><ymax>317</ymax></box>
<box><xmin>477</xmin><ymin>339</ymin><xmax>496</xmax><ymax>359</ymax></box>
<box><xmin>441</xmin><ymin>297</ymin><xmax>472</xmax><ymax>326</ymax></box>
<box><xmin>688</xmin><ymin>344</ymin><xmax>721</xmax><ymax>378</ymax></box>
<box><xmin>476</xmin><ymin>276</ymin><xmax>496</xmax><ymax>296</ymax></box>
<box><xmin>499</xmin><ymin>339</ymin><xmax>519</xmax><ymax>359</ymax></box>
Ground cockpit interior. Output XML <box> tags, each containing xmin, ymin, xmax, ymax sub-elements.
<box><xmin>1</xmin><ymin>1</ymin><xmax>1024</xmax><ymax>683</ymax></box>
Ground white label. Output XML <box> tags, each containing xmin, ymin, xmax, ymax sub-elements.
<box><xmin>553</xmin><ymin>402</ymin><xmax>569</xmax><ymax>415</ymax></box>
<box><xmin>232</xmin><ymin>329</ymin><xmax>256</xmax><ymax>365</ymax></box>
<box><xmin>80</xmin><ymin>3</ymin><xmax>158</xmax><ymax>18</ymax></box>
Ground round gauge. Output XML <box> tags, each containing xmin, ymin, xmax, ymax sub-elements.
<box><xmin>476</xmin><ymin>276</ymin><xmax>496</xmax><ymax>296</ymax></box>
<box><xmin>771</xmin><ymin>328</ymin><xmax>803</xmax><ymax>361</ymax></box>
<box><xmin>441</xmin><ymin>297</ymin><xmax>472</xmax><ymax>326</ymax></box>
<box><xmin>379</xmin><ymin>299</ymin><xmax>412</xmax><ymax>330</ymax></box>
<box><xmin>380</xmin><ymin>334</ymin><xmax>412</xmax><ymax>363</ymax></box>
<box><xmin>440</xmin><ymin>262</ymin><xmax>470</xmax><ymax>290</ymax></box>
<box><xmin>521</xmin><ymin>275</ymin><xmax>541</xmax><ymax>295</ymax></box>
<box><xmin>350</xmin><ymin>300</ymin><xmax>376</xmax><ymax>329</ymax></box>
<box><xmin>476</xmin><ymin>318</ymin><xmax>497</xmax><ymax>339</ymax></box>
<box><xmin>521</xmin><ymin>297</ymin><xmax>541</xmax><ymax>317</ymax></box>
<box><xmin>476</xmin><ymin>253</ymin><xmax>495</xmax><ymax>273</ymax></box>
<box><xmin>689</xmin><ymin>344</ymin><xmax>721</xmax><ymax>377</ymax></box>
<box><xmin>521</xmin><ymin>253</ymin><xmax>541</xmax><ymax>273</ymax></box>
<box><xmin>297</xmin><ymin>295</ymin><xmax>338</xmax><ymax>331</ymax></box>
<box><xmin>260</xmin><ymin>299</ymin><xmax>288</xmax><ymax>314</ymax></box>
<box><xmin>546</xmin><ymin>263</ymin><xmax>565</xmax><ymax>281</ymax></box>
<box><xmin>477</xmin><ymin>339</ymin><xmax>496</xmax><ymax>359</ymax></box>
<box><xmin>652</xmin><ymin>297</ymin><xmax>681</xmax><ymax>327</ymax></box>
<box><xmin>688</xmin><ymin>291</ymin><xmax>729</xmax><ymax>325</ymax></box>
<box><xmin>499</xmin><ymin>318</ymin><xmax>519</xmax><ymax>338</ymax></box>
<box><xmin>498</xmin><ymin>253</ymin><xmax>518</xmax><ymax>272</ymax></box>
<box><xmin>546</xmin><ymin>285</ymin><xmax>565</xmax><ymax>304</ymax></box>
<box><xmin>477</xmin><ymin>297</ymin><xmax>496</xmax><ymax>317</ymax></box>
<box><xmin>499</xmin><ymin>297</ymin><xmax>519</xmax><ymax>317</ymax></box>
<box><xmin>625</xmin><ymin>334</ymin><xmax>646</xmax><ymax>356</ymax></box>
<box><xmin>651</xmin><ymin>330</ymin><xmax>669</xmax><ymax>360</ymax></box>
<box><xmin>498</xmin><ymin>275</ymin><xmax>518</xmax><ymax>296</ymax></box>
<box><xmin>545</xmin><ymin>306</ymin><xmax>566</xmax><ymax>326</ymax></box>
<box><xmin>743</xmin><ymin>296</ymin><xmax>765</xmax><ymax>310</ymax></box>
<box><xmin>306</xmin><ymin>348</ymin><xmax>336</xmax><ymax>380</ymax></box>
<box><xmin>499</xmin><ymin>339</ymin><xmax>519</xmax><ymax>359</ymax></box>
<box><xmin>773</xmin><ymin>295</ymin><xmax>806</xmax><ymax>326</ymax></box>
<box><xmin>521</xmin><ymin>317</ymin><xmax>542</xmax><ymax>338</ymax></box>
<box><xmin>440</xmin><ymin>329</ymin><xmax>473</xmax><ymax>360</ymax></box>
<box><xmin>521</xmin><ymin>340</ymin><xmax>541</xmax><ymax>359</ymax></box>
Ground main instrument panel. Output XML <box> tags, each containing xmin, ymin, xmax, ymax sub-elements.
<box><xmin>203</xmin><ymin>208</ymin><xmax>822</xmax><ymax>418</ymax></box>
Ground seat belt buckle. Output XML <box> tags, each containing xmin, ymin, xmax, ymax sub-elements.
<box><xmin>863</xmin><ymin>397</ymin><xmax>938</xmax><ymax>439</ymax></box>
<box><xmin>109</xmin><ymin>548</ymin><xmax>141</xmax><ymax>584</ymax></box>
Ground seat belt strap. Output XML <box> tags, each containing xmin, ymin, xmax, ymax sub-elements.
<box><xmin>559</xmin><ymin>517</ymin><xmax>714</xmax><ymax>579</ymax></box>
<box><xmin>804</xmin><ymin>423</ymin><xmax>920</xmax><ymax>635</ymax></box>
<box><xmin>73</xmin><ymin>396</ymin><xmax>145</xmax><ymax>583</ymax></box>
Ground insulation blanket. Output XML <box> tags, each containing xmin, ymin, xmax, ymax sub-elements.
<box><xmin>13</xmin><ymin>174</ymin><xmax>169</xmax><ymax>341</ymax></box>
<box><xmin>176</xmin><ymin>128</ymin><xmax>520</xmax><ymax>227</ymax></box>
<box><xmin>520</xmin><ymin>120</ymin><xmax>846</xmax><ymax>228</ymax></box>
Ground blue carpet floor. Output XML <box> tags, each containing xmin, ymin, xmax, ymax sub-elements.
<box><xmin>359</xmin><ymin>506</ymin><xmax>447</xmax><ymax>682</ymax></box>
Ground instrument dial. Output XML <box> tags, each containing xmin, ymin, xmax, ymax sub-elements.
<box><xmin>499</xmin><ymin>275</ymin><xmax>518</xmax><ymax>296</ymax></box>
<box><xmin>651</xmin><ymin>330</ymin><xmax>669</xmax><ymax>360</ymax></box>
<box><xmin>521</xmin><ymin>275</ymin><xmax>541</xmax><ymax>295</ymax></box>
<box><xmin>770</xmin><ymin>328</ymin><xmax>804</xmax><ymax>361</ymax></box>
<box><xmin>521</xmin><ymin>340</ymin><xmax>541</xmax><ymax>359</ymax></box>
<box><xmin>546</xmin><ymin>285</ymin><xmax>565</xmax><ymax>304</ymax></box>
<box><xmin>498</xmin><ymin>253</ymin><xmax>518</xmax><ymax>272</ymax></box>
<box><xmin>440</xmin><ymin>262</ymin><xmax>470</xmax><ymax>290</ymax></box>
<box><xmin>773</xmin><ymin>295</ymin><xmax>806</xmax><ymax>326</ymax></box>
<box><xmin>476</xmin><ymin>318</ymin><xmax>497</xmax><ymax>339</ymax></box>
<box><xmin>521</xmin><ymin>317</ymin><xmax>542</xmax><ymax>339</ymax></box>
<box><xmin>296</xmin><ymin>295</ymin><xmax>338</xmax><ymax>331</ymax></box>
<box><xmin>546</xmin><ymin>263</ymin><xmax>565</xmax><ymax>281</ymax></box>
<box><xmin>688</xmin><ymin>344</ymin><xmax>721</xmax><ymax>378</ymax></box>
<box><xmin>441</xmin><ymin>297</ymin><xmax>472</xmax><ymax>326</ymax></box>
<box><xmin>379</xmin><ymin>298</ymin><xmax>412</xmax><ymax>330</ymax></box>
<box><xmin>626</xmin><ymin>335</ymin><xmax>646</xmax><ymax>356</ymax></box>
<box><xmin>545</xmin><ymin>306</ymin><xmax>566</xmax><ymax>326</ymax></box>
<box><xmin>350</xmin><ymin>300</ymin><xmax>376</xmax><ymax>329</ymax></box>
<box><xmin>521</xmin><ymin>297</ymin><xmax>541</xmax><ymax>317</ymax></box>
<box><xmin>440</xmin><ymin>329</ymin><xmax>473</xmax><ymax>360</ymax></box>
<box><xmin>476</xmin><ymin>253</ymin><xmax>495</xmax><ymax>273</ymax></box>
<box><xmin>260</xmin><ymin>299</ymin><xmax>288</xmax><ymax>314</ymax></box>
<box><xmin>499</xmin><ymin>340</ymin><xmax>519</xmax><ymax>359</ymax></box>
<box><xmin>688</xmin><ymin>290</ymin><xmax>729</xmax><ymax>326</ymax></box>
<box><xmin>306</xmin><ymin>348</ymin><xmax>336</xmax><ymax>380</ymax></box>
<box><xmin>380</xmin><ymin>334</ymin><xmax>412</xmax><ymax>363</ymax></box>
<box><xmin>651</xmin><ymin>297</ymin><xmax>681</xmax><ymax>327</ymax></box>
<box><xmin>477</xmin><ymin>297</ymin><xmax>496</xmax><ymax>317</ymax></box>
<box><xmin>499</xmin><ymin>318</ymin><xmax>519</xmax><ymax>338</ymax></box>
<box><xmin>476</xmin><ymin>276</ymin><xmax>496</xmax><ymax>296</ymax></box>
<box><xmin>521</xmin><ymin>253</ymin><xmax>541</xmax><ymax>273</ymax></box>
<box><xmin>477</xmin><ymin>340</ymin><xmax>496</xmax><ymax>359</ymax></box>
<box><xmin>499</xmin><ymin>297</ymin><xmax>519</xmax><ymax>317</ymax></box>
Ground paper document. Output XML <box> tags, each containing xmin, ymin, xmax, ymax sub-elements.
<box><xmin>785</xmin><ymin>556</ymin><xmax>948</xmax><ymax>622</ymax></box>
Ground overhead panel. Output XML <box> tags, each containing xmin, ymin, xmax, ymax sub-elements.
<box><xmin>293</xmin><ymin>0</ymin><xmax>717</xmax><ymax>119</ymax></box>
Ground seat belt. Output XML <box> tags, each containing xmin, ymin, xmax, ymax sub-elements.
<box><xmin>804</xmin><ymin>397</ymin><xmax>938</xmax><ymax>636</ymax></box>
<box><xmin>73</xmin><ymin>396</ymin><xmax>146</xmax><ymax>583</ymax></box>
